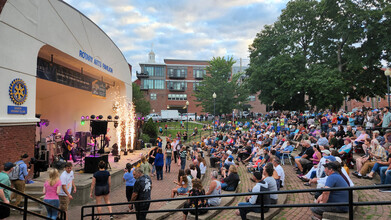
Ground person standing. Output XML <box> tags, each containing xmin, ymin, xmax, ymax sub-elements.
<box><xmin>90</xmin><ymin>161</ymin><xmax>113</xmax><ymax>220</ymax></box>
<box><xmin>179</xmin><ymin>146</ymin><xmax>187</xmax><ymax>170</ymax></box>
<box><xmin>0</xmin><ymin>162</ymin><xmax>14</xmax><ymax>220</ymax></box>
<box><xmin>43</xmin><ymin>168</ymin><xmax>62</xmax><ymax>220</ymax></box>
<box><xmin>382</xmin><ymin>107</ymin><xmax>391</xmax><ymax>131</ymax></box>
<box><xmin>206</xmin><ymin>171</ymin><xmax>221</xmax><ymax>206</ymax></box>
<box><xmin>154</xmin><ymin>149</ymin><xmax>164</xmax><ymax>180</ymax></box>
<box><xmin>58</xmin><ymin>162</ymin><xmax>76</xmax><ymax>220</ymax></box>
<box><xmin>172</xmin><ymin>139</ymin><xmax>179</xmax><ymax>164</ymax></box>
<box><xmin>62</xmin><ymin>129</ymin><xmax>78</xmax><ymax>162</ymax></box>
<box><xmin>165</xmin><ymin>143</ymin><xmax>173</xmax><ymax>173</ymax></box>
<box><xmin>131</xmin><ymin>168</ymin><xmax>152</xmax><ymax>220</ymax></box>
<box><xmin>123</xmin><ymin>163</ymin><xmax>136</xmax><ymax>211</ymax></box>
<box><xmin>148</xmin><ymin>147</ymin><xmax>157</xmax><ymax>177</ymax></box>
<box><xmin>139</xmin><ymin>156</ymin><xmax>151</xmax><ymax>177</ymax></box>
<box><xmin>10</xmin><ymin>153</ymin><xmax>29</xmax><ymax>208</ymax></box>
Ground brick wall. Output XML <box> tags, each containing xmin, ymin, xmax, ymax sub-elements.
<box><xmin>0</xmin><ymin>125</ymin><xmax>35</xmax><ymax>171</ymax></box>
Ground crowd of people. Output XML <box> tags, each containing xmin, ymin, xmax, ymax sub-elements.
<box><xmin>2</xmin><ymin>107</ymin><xmax>391</xmax><ymax>220</ymax></box>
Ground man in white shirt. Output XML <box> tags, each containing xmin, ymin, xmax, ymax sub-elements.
<box><xmin>272</xmin><ymin>157</ymin><xmax>285</xmax><ymax>188</ymax></box>
<box><xmin>59</xmin><ymin>162</ymin><xmax>76</xmax><ymax>220</ymax></box>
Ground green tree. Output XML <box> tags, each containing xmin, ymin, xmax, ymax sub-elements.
<box><xmin>194</xmin><ymin>57</ymin><xmax>249</xmax><ymax>115</ymax></box>
<box><xmin>132</xmin><ymin>82</ymin><xmax>150</xmax><ymax>116</ymax></box>
<box><xmin>142</xmin><ymin>118</ymin><xmax>157</xmax><ymax>139</ymax></box>
<box><xmin>247</xmin><ymin>0</ymin><xmax>390</xmax><ymax>110</ymax></box>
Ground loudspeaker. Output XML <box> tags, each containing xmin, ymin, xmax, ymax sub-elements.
<box><xmin>75</xmin><ymin>132</ymin><xmax>91</xmax><ymax>150</ymax></box>
<box><xmin>84</xmin><ymin>154</ymin><xmax>108</xmax><ymax>173</ymax></box>
<box><xmin>91</xmin><ymin>121</ymin><xmax>108</xmax><ymax>136</ymax></box>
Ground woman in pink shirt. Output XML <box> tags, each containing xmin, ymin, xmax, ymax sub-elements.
<box><xmin>43</xmin><ymin>168</ymin><xmax>62</xmax><ymax>220</ymax></box>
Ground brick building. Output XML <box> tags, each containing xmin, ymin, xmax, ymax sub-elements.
<box><xmin>137</xmin><ymin>52</ymin><xmax>268</xmax><ymax>115</ymax></box>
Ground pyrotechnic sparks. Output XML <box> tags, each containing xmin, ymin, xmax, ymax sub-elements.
<box><xmin>113</xmin><ymin>89</ymin><xmax>136</xmax><ymax>153</ymax></box>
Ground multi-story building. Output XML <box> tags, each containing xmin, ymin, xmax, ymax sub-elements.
<box><xmin>136</xmin><ymin>51</ymin><xmax>268</xmax><ymax>115</ymax></box>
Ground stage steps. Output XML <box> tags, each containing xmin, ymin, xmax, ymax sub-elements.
<box><xmin>10</xmin><ymin>182</ymin><xmax>45</xmax><ymax>216</ymax></box>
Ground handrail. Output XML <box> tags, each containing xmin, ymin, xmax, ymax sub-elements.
<box><xmin>81</xmin><ymin>184</ymin><xmax>391</xmax><ymax>220</ymax></box>
<box><xmin>0</xmin><ymin>182</ymin><xmax>66</xmax><ymax>220</ymax></box>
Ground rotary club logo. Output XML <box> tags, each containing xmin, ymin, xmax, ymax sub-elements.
<box><xmin>9</xmin><ymin>78</ymin><xmax>28</xmax><ymax>105</ymax></box>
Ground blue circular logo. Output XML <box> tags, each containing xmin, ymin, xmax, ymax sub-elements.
<box><xmin>9</xmin><ymin>78</ymin><xmax>28</xmax><ymax>105</ymax></box>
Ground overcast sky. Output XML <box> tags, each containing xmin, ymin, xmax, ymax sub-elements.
<box><xmin>64</xmin><ymin>0</ymin><xmax>289</xmax><ymax>81</ymax></box>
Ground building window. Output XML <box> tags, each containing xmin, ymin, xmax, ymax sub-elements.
<box><xmin>144</xmin><ymin>66</ymin><xmax>154</xmax><ymax>76</ymax></box>
<box><xmin>154</xmin><ymin>80</ymin><xmax>165</xmax><ymax>89</ymax></box>
<box><xmin>167</xmin><ymin>81</ymin><xmax>186</xmax><ymax>91</ymax></box>
<box><xmin>248</xmin><ymin>95</ymin><xmax>256</xmax><ymax>102</ymax></box>
<box><xmin>150</xmin><ymin>93</ymin><xmax>157</xmax><ymax>100</ymax></box>
<box><xmin>167</xmin><ymin>67</ymin><xmax>187</xmax><ymax>78</ymax></box>
<box><xmin>193</xmin><ymin>68</ymin><xmax>206</xmax><ymax>79</ymax></box>
<box><xmin>142</xmin><ymin>79</ymin><xmax>154</xmax><ymax>89</ymax></box>
<box><xmin>168</xmin><ymin>94</ymin><xmax>187</xmax><ymax>100</ymax></box>
<box><xmin>155</xmin><ymin>66</ymin><xmax>165</xmax><ymax>77</ymax></box>
<box><xmin>366</xmin><ymin>97</ymin><xmax>370</xmax><ymax>102</ymax></box>
<box><xmin>193</xmin><ymin>82</ymin><xmax>201</xmax><ymax>91</ymax></box>
<box><xmin>378</xmin><ymin>97</ymin><xmax>381</xmax><ymax>102</ymax></box>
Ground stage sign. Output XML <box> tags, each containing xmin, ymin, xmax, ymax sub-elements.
<box><xmin>92</xmin><ymin>80</ymin><xmax>106</xmax><ymax>97</ymax></box>
<box><xmin>8</xmin><ymin>105</ymin><xmax>27</xmax><ymax>114</ymax></box>
<box><xmin>37</xmin><ymin>58</ymin><xmax>106</xmax><ymax>97</ymax></box>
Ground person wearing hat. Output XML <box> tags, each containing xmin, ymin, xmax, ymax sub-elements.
<box><xmin>235</xmin><ymin>171</ymin><xmax>271</xmax><ymax>219</ymax></box>
<box><xmin>299</xmin><ymin>149</ymin><xmax>332</xmax><ymax>184</ymax></box>
<box><xmin>0</xmin><ymin>162</ymin><xmax>14</xmax><ymax>219</ymax></box>
<box><xmin>310</xmin><ymin>161</ymin><xmax>349</xmax><ymax>220</ymax></box>
<box><xmin>10</xmin><ymin>153</ymin><xmax>30</xmax><ymax>208</ymax></box>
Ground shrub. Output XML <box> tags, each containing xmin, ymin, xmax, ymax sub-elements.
<box><xmin>143</xmin><ymin>118</ymin><xmax>157</xmax><ymax>139</ymax></box>
<box><xmin>140</xmin><ymin>133</ymin><xmax>150</xmax><ymax>143</ymax></box>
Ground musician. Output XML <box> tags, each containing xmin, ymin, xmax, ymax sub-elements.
<box><xmin>103</xmin><ymin>128</ymin><xmax>111</xmax><ymax>149</ymax></box>
<box><xmin>63</xmin><ymin>129</ymin><xmax>77</xmax><ymax>162</ymax></box>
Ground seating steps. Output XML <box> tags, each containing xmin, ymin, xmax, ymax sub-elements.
<box><xmin>322</xmin><ymin>193</ymin><xmax>359</xmax><ymax>220</ymax></box>
<box><xmin>246</xmin><ymin>193</ymin><xmax>288</xmax><ymax>220</ymax></box>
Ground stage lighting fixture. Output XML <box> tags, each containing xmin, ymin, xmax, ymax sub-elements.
<box><xmin>91</xmin><ymin>115</ymin><xmax>96</xmax><ymax>119</ymax></box>
<box><xmin>107</xmin><ymin>115</ymin><xmax>112</xmax><ymax>120</ymax></box>
<box><xmin>114</xmin><ymin>121</ymin><xmax>118</xmax><ymax>128</ymax></box>
<box><xmin>81</xmin><ymin>121</ymin><xmax>85</xmax><ymax>126</ymax></box>
<box><xmin>98</xmin><ymin>115</ymin><xmax>103</xmax><ymax>119</ymax></box>
<box><xmin>86</xmin><ymin>116</ymin><xmax>89</xmax><ymax>120</ymax></box>
<box><xmin>114</xmin><ymin>115</ymin><xmax>119</xmax><ymax>120</ymax></box>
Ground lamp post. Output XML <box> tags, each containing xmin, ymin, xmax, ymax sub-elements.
<box><xmin>186</xmin><ymin>101</ymin><xmax>189</xmax><ymax>141</ymax></box>
<box><xmin>385</xmin><ymin>68</ymin><xmax>391</xmax><ymax>109</ymax></box>
<box><xmin>213</xmin><ymin>92</ymin><xmax>216</xmax><ymax>131</ymax></box>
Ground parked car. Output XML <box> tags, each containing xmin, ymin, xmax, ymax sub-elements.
<box><xmin>161</xmin><ymin>110</ymin><xmax>181</xmax><ymax>122</ymax></box>
<box><xmin>145</xmin><ymin>113</ymin><xmax>161</xmax><ymax>122</ymax></box>
<box><xmin>181</xmin><ymin>113</ymin><xmax>196</xmax><ymax>121</ymax></box>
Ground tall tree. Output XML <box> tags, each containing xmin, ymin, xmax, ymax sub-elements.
<box><xmin>132</xmin><ymin>82</ymin><xmax>150</xmax><ymax>116</ymax></box>
<box><xmin>194</xmin><ymin>57</ymin><xmax>249</xmax><ymax>115</ymax></box>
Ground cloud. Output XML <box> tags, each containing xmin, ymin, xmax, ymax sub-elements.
<box><xmin>63</xmin><ymin>0</ymin><xmax>289</xmax><ymax>81</ymax></box>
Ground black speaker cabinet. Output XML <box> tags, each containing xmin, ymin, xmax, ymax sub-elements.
<box><xmin>90</xmin><ymin>121</ymin><xmax>108</xmax><ymax>136</ymax></box>
<box><xmin>84</xmin><ymin>154</ymin><xmax>108</xmax><ymax>173</ymax></box>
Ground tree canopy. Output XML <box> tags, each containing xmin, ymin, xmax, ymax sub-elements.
<box><xmin>247</xmin><ymin>0</ymin><xmax>391</xmax><ymax>111</ymax></box>
<box><xmin>194</xmin><ymin>57</ymin><xmax>250</xmax><ymax>115</ymax></box>
<box><xmin>132</xmin><ymin>82</ymin><xmax>150</xmax><ymax>116</ymax></box>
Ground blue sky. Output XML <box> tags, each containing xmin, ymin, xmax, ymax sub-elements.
<box><xmin>64</xmin><ymin>0</ymin><xmax>289</xmax><ymax>81</ymax></box>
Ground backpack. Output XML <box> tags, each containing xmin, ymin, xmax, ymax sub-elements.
<box><xmin>9</xmin><ymin>161</ymin><xmax>23</xmax><ymax>180</ymax></box>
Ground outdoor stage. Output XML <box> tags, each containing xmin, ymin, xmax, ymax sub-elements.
<box><xmin>26</xmin><ymin>148</ymin><xmax>151</xmax><ymax>206</ymax></box>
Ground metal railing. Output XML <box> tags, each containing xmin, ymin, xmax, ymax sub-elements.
<box><xmin>0</xmin><ymin>182</ymin><xmax>66</xmax><ymax>220</ymax></box>
<box><xmin>81</xmin><ymin>184</ymin><xmax>391</xmax><ymax>220</ymax></box>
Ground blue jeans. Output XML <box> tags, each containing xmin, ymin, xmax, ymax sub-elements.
<box><xmin>221</xmin><ymin>183</ymin><xmax>235</xmax><ymax>191</ymax></box>
<box><xmin>180</xmin><ymin>157</ymin><xmax>186</xmax><ymax>170</ymax></box>
<box><xmin>379</xmin><ymin>167</ymin><xmax>391</xmax><ymax>184</ymax></box>
<box><xmin>371</xmin><ymin>163</ymin><xmax>387</xmax><ymax>175</ymax></box>
<box><xmin>238</xmin><ymin>202</ymin><xmax>262</xmax><ymax>220</ymax></box>
<box><xmin>151</xmin><ymin>164</ymin><xmax>156</xmax><ymax>174</ymax></box>
<box><xmin>165</xmin><ymin>157</ymin><xmax>172</xmax><ymax>172</ymax></box>
<box><xmin>43</xmin><ymin>199</ymin><xmax>60</xmax><ymax>220</ymax></box>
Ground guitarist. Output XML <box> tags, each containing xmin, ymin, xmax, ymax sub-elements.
<box><xmin>62</xmin><ymin>129</ymin><xmax>78</xmax><ymax>162</ymax></box>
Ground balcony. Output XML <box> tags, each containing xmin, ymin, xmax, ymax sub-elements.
<box><xmin>169</xmin><ymin>86</ymin><xmax>186</xmax><ymax>92</ymax></box>
<box><xmin>136</xmin><ymin>71</ymin><xmax>149</xmax><ymax>78</ymax></box>
<box><xmin>168</xmin><ymin>72</ymin><xmax>186</xmax><ymax>79</ymax></box>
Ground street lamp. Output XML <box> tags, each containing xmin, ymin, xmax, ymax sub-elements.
<box><xmin>385</xmin><ymin>68</ymin><xmax>391</xmax><ymax>109</ymax></box>
<box><xmin>213</xmin><ymin>92</ymin><xmax>216</xmax><ymax>131</ymax></box>
<box><xmin>186</xmin><ymin>101</ymin><xmax>189</xmax><ymax>141</ymax></box>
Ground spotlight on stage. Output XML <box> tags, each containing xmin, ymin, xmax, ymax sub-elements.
<box><xmin>91</xmin><ymin>115</ymin><xmax>96</xmax><ymax>119</ymax></box>
<box><xmin>114</xmin><ymin>115</ymin><xmax>119</xmax><ymax>120</ymax></box>
<box><xmin>86</xmin><ymin>116</ymin><xmax>89</xmax><ymax>120</ymax></box>
<box><xmin>114</xmin><ymin>121</ymin><xmax>118</xmax><ymax>128</ymax></box>
<box><xmin>81</xmin><ymin>116</ymin><xmax>85</xmax><ymax>125</ymax></box>
<box><xmin>107</xmin><ymin>115</ymin><xmax>112</xmax><ymax>120</ymax></box>
<box><xmin>98</xmin><ymin>115</ymin><xmax>103</xmax><ymax>119</ymax></box>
